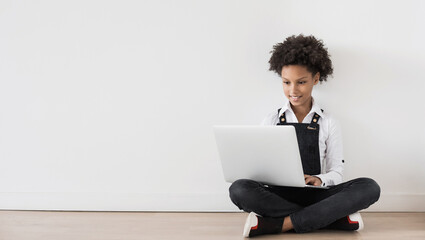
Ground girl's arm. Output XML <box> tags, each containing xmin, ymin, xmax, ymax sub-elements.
<box><xmin>314</xmin><ymin>117</ymin><xmax>344</xmax><ymax>186</ymax></box>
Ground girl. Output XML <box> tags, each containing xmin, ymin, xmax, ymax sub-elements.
<box><xmin>229</xmin><ymin>34</ymin><xmax>381</xmax><ymax>238</ymax></box>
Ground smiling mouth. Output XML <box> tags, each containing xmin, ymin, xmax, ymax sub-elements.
<box><xmin>290</xmin><ymin>96</ymin><xmax>301</xmax><ymax>100</ymax></box>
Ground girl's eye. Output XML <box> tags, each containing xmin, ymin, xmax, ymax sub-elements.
<box><xmin>283</xmin><ymin>82</ymin><xmax>290</xmax><ymax>85</ymax></box>
<box><xmin>299</xmin><ymin>81</ymin><xmax>306</xmax><ymax>84</ymax></box>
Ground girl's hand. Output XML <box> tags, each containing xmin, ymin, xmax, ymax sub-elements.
<box><xmin>304</xmin><ymin>174</ymin><xmax>322</xmax><ymax>186</ymax></box>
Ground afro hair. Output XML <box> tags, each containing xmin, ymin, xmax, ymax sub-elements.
<box><xmin>268</xmin><ymin>34</ymin><xmax>333</xmax><ymax>82</ymax></box>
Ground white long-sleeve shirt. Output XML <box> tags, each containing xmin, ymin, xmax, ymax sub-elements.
<box><xmin>260</xmin><ymin>97</ymin><xmax>344</xmax><ymax>187</ymax></box>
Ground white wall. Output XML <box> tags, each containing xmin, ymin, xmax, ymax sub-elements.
<box><xmin>0</xmin><ymin>0</ymin><xmax>424</xmax><ymax>211</ymax></box>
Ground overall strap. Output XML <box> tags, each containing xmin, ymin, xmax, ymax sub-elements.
<box><xmin>307</xmin><ymin>109</ymin><xmax>324</xmax><ymax>130</ymax></box>
<box><xmin>277</xmin><ymin>108</ymin><xmax>287</xmax><ymax>123</ymax></box>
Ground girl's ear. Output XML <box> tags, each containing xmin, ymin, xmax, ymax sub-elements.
<box><xmin>313</xmin><ymin>72</ymin><xmax>320</xmax><ymax>85</ymax></box>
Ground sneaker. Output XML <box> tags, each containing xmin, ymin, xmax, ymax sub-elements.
<box><xmin>326</xmin><ymin>212</ymin><xmax>364</xmax><ymax>231</ymax></box>
<box><xmin>243</xmin><ymin>212</ymin><xmax>284</xmax><ymax>238</ymax></box>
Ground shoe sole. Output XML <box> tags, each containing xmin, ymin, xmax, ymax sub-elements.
<box><xmin>243</xmin><ymin>212</ymin><xmax>258</xmax><ymax>238</ymax></box>
<box><xmin>348</xmin><ymin>212</ymin><xmax>364</xmax><ymax>231</ymax></box>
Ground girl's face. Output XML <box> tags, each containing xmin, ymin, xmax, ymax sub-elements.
<box><xmin>281</xmin><ymin>65</ymin><xmax>320</xmax><ymax>110</ymax></box>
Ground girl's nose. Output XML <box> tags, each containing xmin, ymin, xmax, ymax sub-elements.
<box><xmin>289</xmin><ymin>85</ymin><xmax>298</xmax><ymax>93</ymax></box>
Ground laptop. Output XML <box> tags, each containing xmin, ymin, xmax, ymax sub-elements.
<box><xmin>213</xmin><ymin>125</ymin><xmax>329</xmax><ymax>189</ymax></box>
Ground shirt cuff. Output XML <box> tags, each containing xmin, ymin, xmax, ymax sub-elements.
<box><xmin>313</xmin><ymin>174</ymin><xmax>327</xmax><ymax>187</ymax></box>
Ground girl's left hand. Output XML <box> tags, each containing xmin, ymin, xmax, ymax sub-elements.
<box><xmin>304</xmin><ymin>174</ymin><xmax>322</xmax><ymax>186</ymax></box>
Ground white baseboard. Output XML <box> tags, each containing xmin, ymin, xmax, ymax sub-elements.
<box><xmin>0</xmin><ymin>192</ymin><xmax>424</xmax><ymax>212</ymax></box>
<box><xmin>363</xmin><ymin>192</ymin><xmax>425</xmax><ymax>212</ymax></box>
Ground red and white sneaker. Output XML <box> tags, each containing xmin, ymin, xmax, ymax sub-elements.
<box><xmin>326</xmin><ymin>212</ymin><xmax>364</xmax><ymax>231</ymax></box>
<box><xmin>348</xmin><ymin>212</ymin><xmax>364</xmax><ymax>231</ymax></box>
<box><xmin>243</xmin><ymin>212</ymin><xmax>284</xmax><ymax>238</ymax></box>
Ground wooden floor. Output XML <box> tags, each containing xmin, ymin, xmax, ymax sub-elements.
<box><xmin>0</xmin><ymin>211</ymin><xmax>424</xmax><ymax>240</ymax></box>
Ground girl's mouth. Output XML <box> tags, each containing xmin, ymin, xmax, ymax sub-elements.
<box><xmin>290</xmin><ymin>96</ymin><xmax>301</xmax><ymax>101</ymax></box>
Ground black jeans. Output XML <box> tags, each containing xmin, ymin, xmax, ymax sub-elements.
<box><xmin>229</xmin><ymin>177</ymin><xmax>381</xmax><ymax>233</ymax></box>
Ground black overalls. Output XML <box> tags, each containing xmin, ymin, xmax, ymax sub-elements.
<box><xmin>228</xmin><ymin>108</ymin><xmax>381</xmax><ymax>233</ymax></box>
<box><xmin>276</xmin><ymin>108</ymin><xmax>322</xmax><ymax>176</ymax></box>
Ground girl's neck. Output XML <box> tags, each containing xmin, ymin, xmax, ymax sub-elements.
<box><xmin>290</xmin><ymin>98</ymin><xmax>313</xmax><ymax>118</ymax></box>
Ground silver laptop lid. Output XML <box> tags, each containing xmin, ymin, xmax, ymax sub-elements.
<box><xmin>213</xmin><ymin>125</ymin><xmax>307</xmax><ymax>187</ymax></box>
